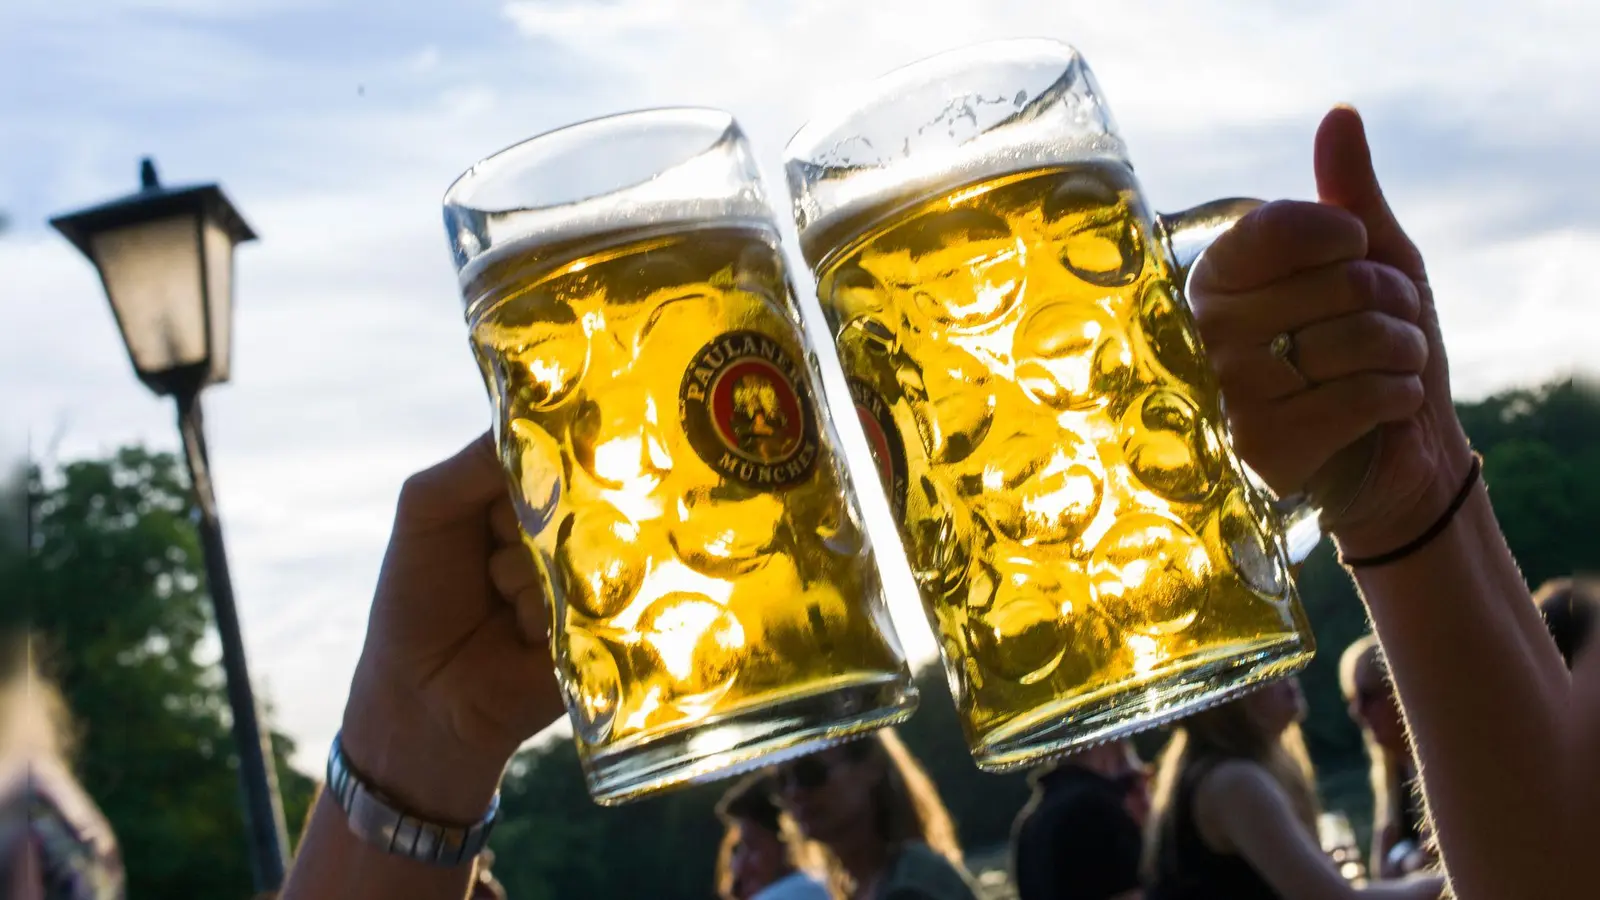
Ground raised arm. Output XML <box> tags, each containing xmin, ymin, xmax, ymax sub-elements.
<box><xmin>1198</xmin><ymin>762</ymin><xmax>1440</xmax><ymax>900</ymax></box>
<box><xmin>1190</xmin><ymin>106</ymin><xmax>1574</xmax><ymax>900</ymax></box>
<box><xmin>281</xmin><ymin>434</ymin><xmax>562</xmax><ymax>900</ymax></box>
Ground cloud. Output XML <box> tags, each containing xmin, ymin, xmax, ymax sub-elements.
<box><xmin>5</xmin><ymin>0</ymin><xmax>1598</xmax><ymax>774</ymax></box>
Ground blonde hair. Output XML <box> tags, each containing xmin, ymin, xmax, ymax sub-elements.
<box><xmin>817</xmin><ymin>730</ymin><xmax>965</xmax><ymax>897</ymax></box>
<box><xmin>1339</xmin><ymin>635</ymin><xmax>1406</xmax><ymax>853</ymax></box>
<box><xmin>0</xmin><ymin>641</ymin><xmax>75</xmax><ymax>763</ymax></box>
<box><xmin>714</xmin><ymin>825</ymin><xmax>742</xmax><ymax>900</ymax></box>
<box><xmin>1145</xmin><ymin>695</ymin><xmax>1320</xmax><ymax>879</ymax></box>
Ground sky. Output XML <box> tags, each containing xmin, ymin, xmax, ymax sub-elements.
<box><xmin>2</xmin><ymin>0</ymin><xmax>1597</xmax><ymax>773</ymax></box>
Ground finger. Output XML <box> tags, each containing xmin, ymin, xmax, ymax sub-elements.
<box><xmin>1228</xmin><ymin>374</ymin><xmax>1424</xmax><ymax>492</ymax></box>
<box><xmin>1192</xmin><ymin>200</ymin><xmax>1367</xmax><ymax>294</ymax></box>
<box><xmin>396</xmin><ymin>431</ymin><xmax>504</xmax><ymax>528</ymax></box>
<box><xmin>1292</xmin><ymin>313</ymin><xmax>1429</xmax><ymax>384</ymax></box>
<box><xmin>1314</xmin><ymin>106</ymin><xmax>1426</xmax><ymax>281</ymax></box>
<box><xmin>1195</xmin><ymin>259</ymin><xmax>1421</xmax><ymax>347</ymax></box>
<box><xmin>490</xmin><ymin>496</ymin><xmax>522</xmax><ymax>546</ymax></box>
<box><xmin>512</xmin><ymin>585</ymin><xmax>552</xmax><ymax>649</ymax></box>
<box><xmin>489</xmin><ymin>544</ymin><xmax>541</xmax><ymax>599</ymax></box>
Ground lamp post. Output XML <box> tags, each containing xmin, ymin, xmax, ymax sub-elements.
<box><xmin>51</xmin><ymin>159</ymin><xmax>290</xmax><ymax>891</ymax></box>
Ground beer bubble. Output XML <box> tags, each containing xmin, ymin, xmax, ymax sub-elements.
<box><xmin>634</xmin><ymin>286</ymin><xmax>722</xmax><ymax>361</ymax></box>
<box><xmin>966</xmin><ymin>555</ymin><xmax>1107</xmax><ymax>685</ymax></box>
<box><xmin>1089</xmin><ymin>513</ymin><xmax>1210</xmax><ymax>635</ymax></box>
<box><xmin>835</xmin><ymin>314</ymin><xmax>902</xmax><ymax>401</ymax></box>
<box><xmin>505</xmin><ymin>418</ymin><xmax>563</xmax><ymax>536</ymax></box>
<box><xmin>556</xmin><ymin>507</ymin><xmax>647</xmax><ymax>620</ymax></box>
<box><xmin>905</xmin><ymin>474</ymin><xmax>973</xmax><ymax>604</ymax></box>
<box><xmin>562</xmin><ymin>627</ymin><xmax>621</xmax><ymax>745</ymax></box>
<box><xmin>668</xmin><ymin>485</ymin><xmax>782</xmax><ymax>578</ymax></box>
<box><xmin>569</xmin><ymin>383</ymin><xmax>674</xmax><ymax>493</ymax></box>
<box><xmin>1214</xmin><ymin>488</ymin><xmax>1289</xmax><ymax>600</ymax></box>
<box><xmin>1045</xmin><ymin>174</ymin><xmax>1144</xmax><ymax>288</ymax></box>
<box><xmin>963</xmin><ymin>431</ymin><xmax>1104</xmax><ymax>546</ymax></box>
<box><xmin>1122</xmin><ymin>390</ymin><xmax>1222</xmax><ymax>503</ymax></box>
<box><xmin>476</xmin><ymin>300</ymin><xmax>590</xmax><ymax>411</ymax></box>
<box><xmin>898</xmin><ymin>341</ymin><xmax>995</xmax><ymax>464</ymax></box>
<box><xmin>1137</xmin><ymin>280</ymin><xmax>1209</xmax><ymax>388</ymax></box>
<box><xmin>1013</xmin><ymin>301</ymin><xmax>1132</xmax><ymax>411</ymax></box>
<box><xmin>866</xmin><ymin>208</ymin><xmax>1024</xmax><ymax>332</ymax></box>
<box><xmin>636</xmin><ymin>592</ymin><xmax>745</xmax><ymax>707</ymax></box>
<box><xmin>824</xmin><ymin>262</ymin><xmax>888</xmax><ymax>329</ymax></box>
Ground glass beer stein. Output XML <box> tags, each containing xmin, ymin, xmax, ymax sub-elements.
<box><xmin>784</xmin><ymin>41</ymin><xmax>1320</xmax><ymax>770</ymax></box>
<box><xmin>444</xmin><ymin>109</ymin><xmax>917</xmax><ymax>803</ymax></box>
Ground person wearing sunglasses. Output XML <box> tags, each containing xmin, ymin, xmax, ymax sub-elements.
<box><xmin>1010</xmin><ymin>739</ymin><xmax>1150</xmax><ymax>900</ymax></box>
<box><xmin>773</xmin><ymin>731</ymin><xmax>978</xmax><ymax>900</ymax></box>
<box><xmin>715</xmin><ymin>774</ymin><xmax>828</xmax><ymax>900</ymax></box>
<box><xmin>1340</xmin><ymin>636</ymin><xmax>1430</xmax><ymax>880</ymax></box>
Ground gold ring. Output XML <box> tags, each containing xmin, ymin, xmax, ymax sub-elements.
<box><xmin>1269</xmin><ymin>331</ymin><xmax>1308</xmax><ymax>388</ymax></box>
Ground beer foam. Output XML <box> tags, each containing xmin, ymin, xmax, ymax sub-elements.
<box><xmin>792</xmin><ymin>130</ymin><xmax>1129</xmax><ymax>267</ymax></box>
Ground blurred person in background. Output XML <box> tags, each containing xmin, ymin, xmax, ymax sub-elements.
<box><xmin>715</xmin><ymin>774</ymin><xmax>828</xmax><ymax>900</ymax></box>
<box><xmin>1534</xmin><ymin>577</ymin><xmax>1598</xmax><ymax>669</ymax></box>
<box><xmin>1010</xmin><ymin>739</ymin><xmax>1147</xmax><ymax>900</ymax></box>
<box><xmin>1145</xmin><ymin>679</ymin><xmax>1442</xmax><ymax>900</ymax></box>
<box><xmin>716</xmin><ymin>825</ymin><xmax>748</xmax><ymax>900</ymax></box>
<box><xmin>774</xmin><ymin>731</ymin><xmax>978</xmax><ymax>900</ymax></box>
<box><xmin>0</xmin><ymin>650</ymin><xmax>125</xmax><ymax>900</ymax></box>
<box><xmin>1339</xmin><ymin>636</ymin><xmax>1431</xmax><ymax>878</ymax></box>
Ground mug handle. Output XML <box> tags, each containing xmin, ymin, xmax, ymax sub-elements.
<box><xmin>1155</xmin><ymin>197</ymin><xmax>1338</xmax><ymax>566</ymax></box>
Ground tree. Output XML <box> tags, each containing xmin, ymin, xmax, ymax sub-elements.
<box><xmin>1</xmin><ymin>447</ymin><xmax>316</xmax><ymax>898</ymax></box>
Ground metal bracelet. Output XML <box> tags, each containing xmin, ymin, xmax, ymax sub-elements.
<box><xmin>326</xmin><ymin>732</ymin><xmax>499</xmax><ymax>867</ymax></box>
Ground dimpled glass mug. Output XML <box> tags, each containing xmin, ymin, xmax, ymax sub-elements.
<box><xmin>785</xmin><ymin>40</ymin><xmax>1322</xmax><ymax>770</ymax></box>
<box><xmin>444</xmin><ymin>109</ymin><xmax>918</xmax><ymax>804</ymax></box>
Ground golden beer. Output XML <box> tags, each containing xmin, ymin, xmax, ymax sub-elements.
<box><xmin>808</xmin><ymin>162</ymin><xmax>1311</xmax><ymax>765</ymax></box>
<box><xmin>464</xmin><ymin>222</ymin><xmax>913</xmax><ymax>800</ymax></box>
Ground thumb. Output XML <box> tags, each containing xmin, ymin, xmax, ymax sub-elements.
<box><xmin>395</xmin><ymin>431</ymin><xmax>507</xmax><ymax>527</ymax></box>
<box><xmin>1314</xmin><ymin>105</ymin><xmax>1426</xmax><ymax>281</ymax></box>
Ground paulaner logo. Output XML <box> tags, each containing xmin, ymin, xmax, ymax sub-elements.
<box><xmin>848</xmin><ymin>378</ymin><xmax>908</xmax><ymax>519</ymax></box>
<box><xmin>681</xmin><ymin>330</ymin><xmax>819</xmax><ymax>489</ymax></box>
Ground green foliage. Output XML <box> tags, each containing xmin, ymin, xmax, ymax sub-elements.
<box><xmin>3</xmin><ymin>447</ymin><xmax>315</xmax><ymax>898</ymax></box>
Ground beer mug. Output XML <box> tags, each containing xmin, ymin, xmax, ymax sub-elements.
<box><xmin>784</xmin><ymin>41</ymin><xmax>1319</xmax><ymax>770</ymax></box>
<box><xmin>444</xmin><ymin>109</ymin><xmax>917</xmax><ymax>804</ymax></box>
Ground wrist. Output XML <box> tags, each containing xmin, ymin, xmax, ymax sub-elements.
<box><xmin>340</xmin><ymin>669</ymin><xmax>509</xmax><ymax>824</ymax></box>
<box><xmin>1331</xmin><ymin>428</ymin><xmax>1475</xmax><ymax>561</ymax></box>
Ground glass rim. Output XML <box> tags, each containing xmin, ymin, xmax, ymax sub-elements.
<box><xmin>782</xmin><ymin>38</ymin><xmax>1082</xmax><ymax>160</ymax></box>
<box><xmin>442</xmin><ymin>106</ymin><xmax>740</xmax><ymax>212</ymax></box>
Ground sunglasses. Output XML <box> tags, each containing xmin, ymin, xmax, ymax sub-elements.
<box><xmin>775</xmin><ymin>756</ymin><xmax>835</xmax><ymax>791</ymax></box>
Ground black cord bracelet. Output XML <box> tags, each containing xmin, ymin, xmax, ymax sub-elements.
<box><xmin>1340</xmin><ymin>453</ymin><xmax>1483</xmax><ymax>569</ymax></box>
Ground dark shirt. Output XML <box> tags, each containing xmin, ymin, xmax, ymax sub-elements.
<box><xmin>1011</xmin><ymin>765</ymin><xmax>1143</xmax><ymax>900</ymax></box>
<box><xmin>1149</xmin><ymin>763</ymin><xmax>1279</xmax><ymax>900</ymax></box>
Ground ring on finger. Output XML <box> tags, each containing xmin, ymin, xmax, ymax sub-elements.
<box><xmin>1268</xmin><ymin>331</ymin><xmax>1312</xmax><ymax>389</ymax></box>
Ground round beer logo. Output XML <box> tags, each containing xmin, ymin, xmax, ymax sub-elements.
<box><xmin>681</xmin><ymin>330</ymin><xmax>819</xmax><ymax>489</ymax></box>
<box><xmin>848</xmin><ymin>378</ymin><xmax>908</xmax><ymax>519</ymax></box>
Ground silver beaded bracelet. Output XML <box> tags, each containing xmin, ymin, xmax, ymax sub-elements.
<box><xmin>325</xmin><ymin>732</ymin><xmax>500</xmax><ymax>867</ymax></box>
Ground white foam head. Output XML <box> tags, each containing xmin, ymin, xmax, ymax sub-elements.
<box><xmin>784</xmin><ymin>39</ymin><xmax>1130</xmax><ymax>262</ymax></box>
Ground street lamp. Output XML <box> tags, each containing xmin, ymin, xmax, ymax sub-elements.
<box><xmin>51</xmin><ymin>158</ymin><xmax>290</xmax><ymax>891</ymax></box>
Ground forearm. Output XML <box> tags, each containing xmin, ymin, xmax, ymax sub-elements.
<box><xmin>1352</xmin><ymin>487</ymin><xmax>1567</xmax><ymax>899</ymax></box>
<box><xmin>1354</xmin><ymin>874</ymin><xmax>1443</xmax><ymax>900</ymax></box>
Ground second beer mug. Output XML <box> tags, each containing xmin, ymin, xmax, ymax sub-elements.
<box><xmin>444</xmin><ymin>109</ymin><xmax>917</xmax><ymax>804</ymax></box>
<box><xmin>785</xmin><ymin>40</ymin><xmax>1319</xmax><ymax>770</ymax></box>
